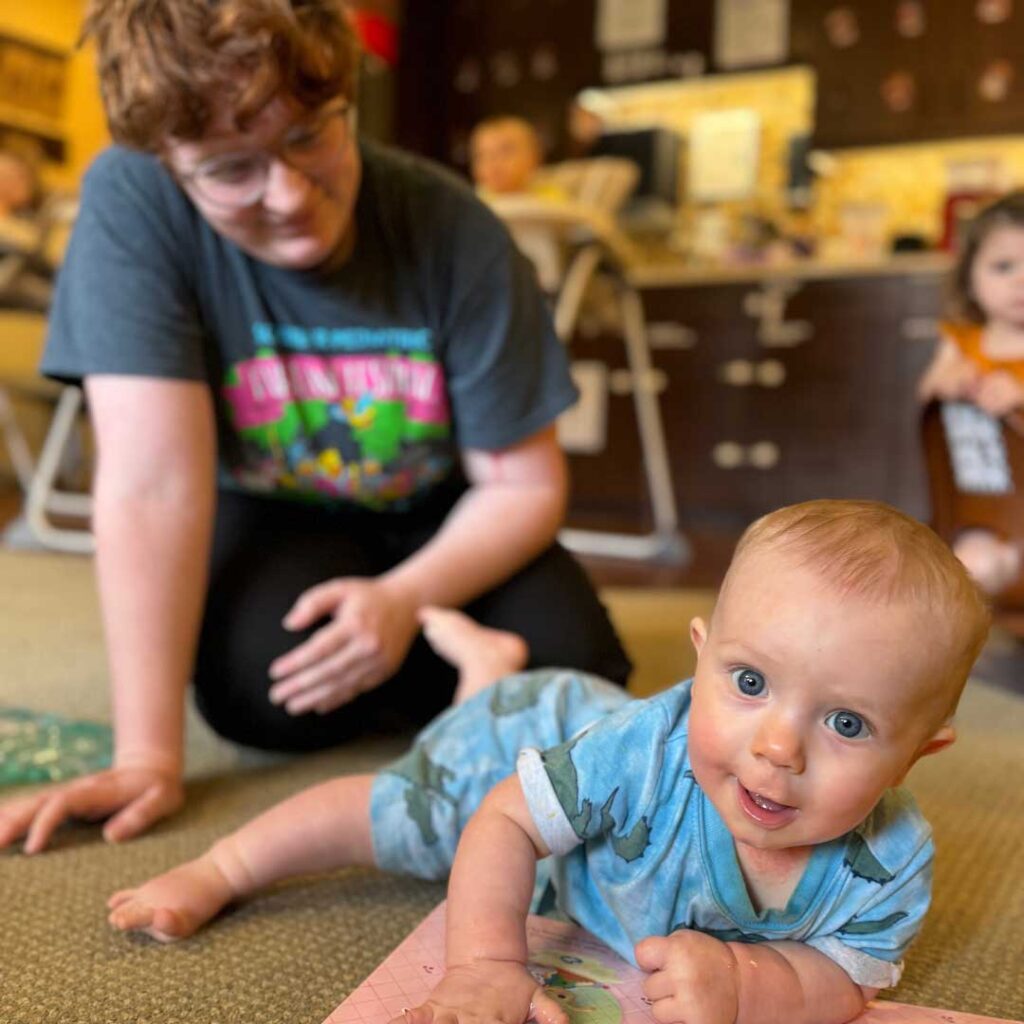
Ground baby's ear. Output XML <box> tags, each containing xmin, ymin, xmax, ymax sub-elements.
<box><xmin>896</xmin><ymin>723</ymin><xmax>956</xmax><ymax>784</ymax></box>
<box><xmin>917</xmin><ymin>723</ymin><xmax>957</xmax><ymax>760</ymax></box>
<box><xmin>689</xmin><ymin>617</ymin><xmax>708</xmax><ymax>655</ymax></box>
<box><xmin>901</xmin><ymin>720</ymin><xmax>954</xmax><ymax>782</ymax></box>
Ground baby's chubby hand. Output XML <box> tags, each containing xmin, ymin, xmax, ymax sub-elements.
<box><xmin>636</xmin><ymin>930</ymin><xmax>740</xmax><ymax>1024</ymax></box>
<box><xmin>391</xmin><ymin>958</ymin><xmax>566</xmax><ymax>1024</ymax></box>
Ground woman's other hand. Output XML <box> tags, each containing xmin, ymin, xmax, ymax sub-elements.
<box><xmin>268</xmin><ymin>576</ymin><xmax>420</xmax><ymax>715</ymax></box>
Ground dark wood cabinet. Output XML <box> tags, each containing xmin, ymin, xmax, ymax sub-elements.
<box><xmin>566</xmin><ymin>269</ymin><xmax>944</xmax><ymax>532</ymax></box>
<box><xmin>398</xmin><ymin>1</ymin><xmax>1024</xmax><ymax>162</ymax></box>
<box><xmin>397</xmin><ymin>0</ymin><xmax>713</xmax><ymax>166</ymax></box>
<box><xmin>791</xmin><ymin>0</ymin><xmax>1024</xmax><ymax>149</ymax></box>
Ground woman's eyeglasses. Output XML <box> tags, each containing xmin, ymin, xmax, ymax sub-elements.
<box><xmin>177</xmin><ymin>99</ymin><xmax>355</xmax><ymax>208</ymax></box>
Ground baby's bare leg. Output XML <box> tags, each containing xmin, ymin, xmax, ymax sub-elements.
<box><xmin>108</xmin><ymin>773</ymin><xmax>376</xmax><ymax>941</ymax></box>
<box><xmin>420</xmin><ymin>606</ymin><xmax>528</xmax><ymax>703</ymax></box>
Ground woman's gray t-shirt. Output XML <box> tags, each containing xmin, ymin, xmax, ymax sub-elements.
<box><xmin>42</xmin><ymin>140</ymin><xmax>576</xmax><ymax>511</ymax></box>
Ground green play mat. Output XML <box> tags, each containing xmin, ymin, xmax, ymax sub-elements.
<box><xmin>0</xmin><ymin>707</ymin><xmax>113</xmax><ymax>786</ymax></box>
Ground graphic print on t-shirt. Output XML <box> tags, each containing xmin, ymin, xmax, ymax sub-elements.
<box><xmin>223</xmin><ymin>322</ymin><xmax>454</xmax><ymax>509</ymax></box>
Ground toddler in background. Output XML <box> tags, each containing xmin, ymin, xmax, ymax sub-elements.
<box><xmin>107</xmin><ymin>500</ymin><xmax>988</xmax><ymax>1024</ymax></box>
<box><xmin>919</xmin><ymin>190</ymin><xmax>1024</xmax><ymax>595</ymax></box>
<box><xmin>469</xmin><ymin>116</ymin><xmax>564</xmax><ymax>200</ymax></box>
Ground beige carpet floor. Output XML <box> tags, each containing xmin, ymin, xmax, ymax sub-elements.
<box><xmin>0</xmin><ymin>549</ymin><xmax>1021</xmax><ymax>1023</ymax></box>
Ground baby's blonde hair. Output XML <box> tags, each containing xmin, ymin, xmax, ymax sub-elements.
<box><xmin>729</xmin><ymin>499</ymin><xmax>990</xmax><ymax>716</ymax></box>
<box><xmin>469</xmin><ymin>116</ymin><xmax>543</xmax><ymax>156</ymax></box>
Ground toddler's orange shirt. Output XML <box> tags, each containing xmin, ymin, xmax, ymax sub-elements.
<box><xmin>943</xmin><ymin>320</ymin><xmax>1024</xmax><ymax>383</ymax></box>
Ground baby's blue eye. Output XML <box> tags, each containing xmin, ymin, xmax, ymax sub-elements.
<box><xmin>731</xmin><ymin>667</ymin><xmax>766</xmax><ymax>696</ymax></box>
<box><xmin>826</xmin><ymin>710</ymin><xmax>867</xmax><ymax>739</ymax></box>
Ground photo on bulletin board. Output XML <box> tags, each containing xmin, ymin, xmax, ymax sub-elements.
<box><xmin>715</xmin><ymin>0</ymin><xmax>790</xmax><ymax>69</ymax></box>
<box><xmin>595</xmin><ymin>0</ymin><xmax>667</xmax><ymax>52</ymax></box>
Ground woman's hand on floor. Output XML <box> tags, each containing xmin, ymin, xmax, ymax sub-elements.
<box><xmin>268</xmin><ymin>576</ymin><xmax>420</xmax><ymax>715</ymax></box>
<box><xmin>0</xmin><ymin>764</ymin><xmax>184</xmax><ymax>854</ymax></box>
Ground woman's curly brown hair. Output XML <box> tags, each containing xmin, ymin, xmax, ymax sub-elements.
<box><xmin>81</xmin><ymin>0</ymin><xmax>360</xmax><ymax>151</ymax></box>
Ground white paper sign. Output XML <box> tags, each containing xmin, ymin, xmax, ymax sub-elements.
<box><xmin>688</xmin><ymin>108</ymin><xmax>762</xmax><ymax>202</ymax></box>
<box><xmin>595</xmin><ymin>0</ymin><xmax>667</xmax><ymax>52</ymax></box>
<box><xmin>558</xmin><ymin>361</ymin><xmax>609</xmax><ymax>455</ymax></box>
<box><xmin>941</xmin><ymin>402</ymin><xmax>1013</xmax><ymax>494</ymax></box>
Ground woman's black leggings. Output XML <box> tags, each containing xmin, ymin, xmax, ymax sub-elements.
<box><xmin>192</xmin><ymin>488</ymin><xmax>633</xmax><ymax>752</ymax></box>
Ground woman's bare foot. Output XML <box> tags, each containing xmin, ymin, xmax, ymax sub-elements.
<box><xmin>420</xmin><ymin>607</ymin><xmax>529</xmax><ymax>703</ymax></box>
<box><xmin>107</xmin><ymin>854</ymin><xmax>236</xmax><ymax>942</ymax></box>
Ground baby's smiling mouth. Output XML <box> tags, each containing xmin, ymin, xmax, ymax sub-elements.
<box><xmin>737</xmin><ymin>782</ymin><xmax>798</xmax><ymax>828</ymax></box>
<box><xmin>749</xmin><ymin>790</ymin><xmax>791</xmax><ymax>812</ymax></box>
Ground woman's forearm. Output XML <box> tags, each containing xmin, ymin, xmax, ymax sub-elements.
<box><xmin>93</xmin><ymin>474</ymin><xmax>214</xmax><ymax>774</ymax></box>
<box><xmin>381</xmin><ymin>478</ymin><xmax>564</xmax><ymax>610</ymax></box>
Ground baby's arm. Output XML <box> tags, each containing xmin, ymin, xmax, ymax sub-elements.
<box><xmin>400</xmin><ymin>775</ymin><xmax>569</xmax><ymax>1024</ymax></box>
<box><xmin>636</xmin><ymin>931</ymin><xmax>873</xmax><ymax>1024</ymax></box>
<box><xmin>108</xmin><ymin>773</ymin><xmax>376</xmax><ymax>941</ymax></box>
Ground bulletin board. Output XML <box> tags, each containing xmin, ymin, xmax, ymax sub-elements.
<box><xmin>0</xmin><ymin>33</ymin><xmax>68</xmax><ymax>161</ymax></box>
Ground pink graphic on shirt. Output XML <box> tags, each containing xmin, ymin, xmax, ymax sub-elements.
<box><xmin>224</xmin><ymin>352</ymin><xmax>449</xmax><ymax>429</ymax></box>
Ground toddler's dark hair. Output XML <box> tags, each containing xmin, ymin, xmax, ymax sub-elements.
<box><xmin>950</xmin><ymin>190</ymin><xmax>1024</xmax><ymax>323</ymax></box>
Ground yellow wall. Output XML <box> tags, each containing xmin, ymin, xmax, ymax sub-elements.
<box><xmin>0</xmin><ymin>0</ymin><xmax>108</xmax><ymax>190</ymax></box>
<box><xmin>588</xmin><ymin>66</ymin><xmax>1024</xmax><ymax>252</ymax></box>
<box><xmin>815</xmin><ymin>137</ymin><xmax>1024</xmax><ymax>246</ymax></box>
<box><xmin>590</xmin><ymin>66</ymin><xmax>815</xmax><ymax>230</ymax></box>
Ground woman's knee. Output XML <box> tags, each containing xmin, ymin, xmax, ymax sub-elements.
<box><xmin>191</xmin><ymin>669</ymin><xmax>323</xmax><ymax>752</ymax></box>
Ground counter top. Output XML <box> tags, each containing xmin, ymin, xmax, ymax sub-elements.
<box><xmin>628</xmin><ymin>252</ymin><xmax>952</xmax><ymax>289</ymax></box>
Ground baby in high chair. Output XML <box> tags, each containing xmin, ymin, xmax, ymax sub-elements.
<box><xmin>108</xmin><ymin>499</ymin><xmax>988</xmax><ymax>1024</ymax></box>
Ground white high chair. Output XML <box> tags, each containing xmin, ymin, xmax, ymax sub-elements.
<box><xmin>486</xmin><ymin>158</ymin><xmax>687</xmax><ymax>564</ymax></box>
<box><xmin>21</xmin><ymin>383</ymin><xmax>93</xmax><ymax>553</ymax></box>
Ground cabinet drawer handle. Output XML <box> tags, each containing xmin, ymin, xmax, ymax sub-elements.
<box><xmin>711</xmin><ymin>440</ymin><xmax>781</xmax><ymax>470</ymax></box>
<box><xmin>743</xmin><ymin>278</ymin><xmax>803</xmax><ymax>316</ymax></box>
<box><xmin>759</xmin><ymin>321</ymin><xmax>813</xmax><ymax>347</ymax></box>
<box><xmin>609</xmin><ymin>367</ymin><xmax>669</xmax><ymax>395</ymax></box>
<box><xmin>717</xmin><ymin>359</ymin><xmax>787</xmax><ymax>387</ymax></box>
<box><xmin>719</xmin><ymin>359</ymin><xmax>755</xmax><ymax>386</ymax></box>
<box><xmin>712</xmin><ymin>441</ymin><xmax>745</xmax><ymax>469</ymax></box>
<box><xmin>744</xmin><ymin>280</ymin><xmax>813</xmax><ymax>348</ymax></box>
<box><xmin>756</xmin><ymin>359</ymin><xmax>786</xmax><ymax>387</ymax></box>
<box><xmin>748</xmin><ymin>441</ymin><xmax>780</xmax><ymax>469</ymax></box>
<box><xmin>648</xmin><ymin>322</ymin><xmax>698</xmax><ymax>349</ymax></box>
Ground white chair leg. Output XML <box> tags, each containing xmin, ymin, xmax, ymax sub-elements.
<box><xmin>554</xmin><ymin>245</ymin><xmax>604</xmax><ymax>342</ymax></box>
<box><xmin>0</xmin><ymin>386</ymin><xmax>37</xmax><ymax>491</ymax></box>
<box><xmin>24</xmin><ymin>385</ymin><xmax>95</xmax><ymax>554</ymax></box>
<box><xmin>556</xmin><ymin>262</ymin><xmax>688</xmax><ymax>565</ymax></box>
<box><xmin>619</xmin><ymin>283</ymin><xmax>682</xmax><ymax>540</ymax></box>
